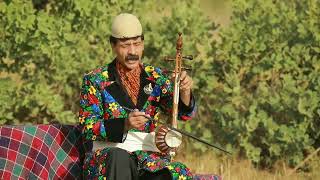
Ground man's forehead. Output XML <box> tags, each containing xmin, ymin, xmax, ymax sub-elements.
<box><xmin>118</xmin><ymin>36</ymin><xmax>142</xmax><ymax>43</ymax></box>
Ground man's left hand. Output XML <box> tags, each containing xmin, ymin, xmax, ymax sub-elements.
<box><xmin>172</xmin><ymin>71</ymin><xmax>193</xmax><ymax>106</ymax></box>
<box><xmin>179</xmin><ymin>71</ymin><xmax>193</xmax><ymax>95</ymax></box>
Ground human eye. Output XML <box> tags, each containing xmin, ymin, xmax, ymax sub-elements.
<box><xmin>120</xmin><ymin>44</ymin><xmax>130</xmax><ymax>48</ymax></box>
<box><xmin>134</xmin><ymin>41</ymin><xmax>142</xmax><ymax>46</ymax></box>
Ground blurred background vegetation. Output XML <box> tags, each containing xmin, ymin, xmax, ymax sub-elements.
<box><xmin>0</xmin><ymin>0</ymin><xmax>319</xmax><ymax>179</ymax></box>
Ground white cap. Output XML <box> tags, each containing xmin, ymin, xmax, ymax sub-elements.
<box><xmin>111</xmin><ymin>13</ymin><xmax>142</xmax><ymax>39</ymax></box>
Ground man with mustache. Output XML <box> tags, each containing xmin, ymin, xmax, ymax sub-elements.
<box><xmin>79</xmin><ymin>13</ymin><xmax>196</xmax><ymax>180</ymax></box>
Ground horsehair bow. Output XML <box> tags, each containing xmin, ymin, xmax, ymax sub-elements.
<box><xmin>122</xmin><ymin>106</ymin><xmax>232</xmax><ymax>155</ymax></box>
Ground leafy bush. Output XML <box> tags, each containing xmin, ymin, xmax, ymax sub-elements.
<box><xmin>203</xmin><ymin>0</ymin><xmax>320</xmax><ymax>167</ymax></box>
<box><xmin>0</xmin><ymin>0</ymin><xmax>214</xmax><ymax>125</ymax></box>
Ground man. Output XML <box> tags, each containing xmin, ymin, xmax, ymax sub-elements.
<box><xmin>79</xmin><ymin>13</ymin><xmax>196</xmax><ymax>180</ymax></box>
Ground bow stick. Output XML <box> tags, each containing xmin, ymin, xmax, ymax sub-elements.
<box><xmin>122</xmin><ymin>106</ymin><xmax>232</xmax><ymax>155</ymax></box>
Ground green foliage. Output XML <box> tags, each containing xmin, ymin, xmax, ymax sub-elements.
<box><xmin>0</xmin><ymin>78</ymin><xmax>16</xmax><ymax>124</ymax></box>
<box><xmin>0</xmin><ymin>0</ymin><xmax>166</xmax><ymax>124</ymax></box>
<box><xmin>0</xmin><ymin>0</ymin><xmax>214</xmax><ymax>125</ymax></box>
<box><xmin>203</xmin><ymin>0</ymin><xmax>320</xmax><ymax>167</ymax></box>
<box><xmin>0</xmin><ymin>0</ymin><xmax>319</xmax><ymax>169</ymax></box>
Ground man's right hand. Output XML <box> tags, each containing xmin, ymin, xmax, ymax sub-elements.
<box><xmin>125</xmin><ymin>109</ymin><xmax>149</xmax><ymax>130</ymax></box>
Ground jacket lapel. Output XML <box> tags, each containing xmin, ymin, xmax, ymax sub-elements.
<box><xmin>104</xmin><ymin>60</ymin><xmax>136</xmax><ymax>110</ymax></box>
<box><xmin>136</xmin><ymin>69</ymin><xmax>155</xmax><ymax>110</ymax></box>
<box><xmin>104</xmin><ymin>61</ymin><xmax>156</xmax><ymax>110</ymax></box>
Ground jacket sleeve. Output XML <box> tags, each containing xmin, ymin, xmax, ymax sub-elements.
<box><xmin>79</xmin><ymin>75</ymin><xmax>126</xmax><ymax>142</ymax></box>
<box><xmin>159</xmin><ymin>74</ymin><xmax>196</xmax><ymax>121</ymax></box>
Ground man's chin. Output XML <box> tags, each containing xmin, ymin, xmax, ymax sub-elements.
<box><xmin>124</xmin><ymin>61</ymin><xmax>140</xmax><ymax>70</ymax></box>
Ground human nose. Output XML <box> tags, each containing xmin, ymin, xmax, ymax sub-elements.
<box><xmin>128</xmin><ymin>43</ymin><xmax>136</xmax><ymax>54</ymax></box>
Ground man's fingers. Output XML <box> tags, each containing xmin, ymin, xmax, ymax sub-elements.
<box><xmin>129</xmin><ymin>111</ymin><xmax>146</xmax><ymax>117</ymax></box>
<box><xmin>144</xmin><ymin>114</ymin><xmax>151</xmax><ymax>118</ymax></box>
<box><xmin>180</xmin><ymin>76</ymin><xmax>190</xmax><ymax>86</ymax></box>
<box><xmin>128</xmin><ymin>114</ymin><xmax>149</xmax><ymax>123</ymax></box>
<box><xmin>182</xmin><ymin>79</ymin><xmax>192</xmax><ymax>87</ymax></box>
<box><xmin>180</xmin><ymin>71</ymin><xmax>187</xmax><ymax>81</ymax></box>
<box><xmin>129</xmin><ymin>116</ymin><xmax>149</xmax><ymax>128</ymax></box>
<box><xmin>126</xmin><ymin>109</ymin><xmax>150</xmax><ymax>129</ymax></box>
<box><xmin>180</xmin><ymin>77</ymin><xmax>192</xmax><ymax>88</ymax></box>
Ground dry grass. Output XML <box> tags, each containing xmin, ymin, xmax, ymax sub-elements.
<box><xmin>175</xmin><ymin>150</ymin><xmax>320</xmax><ymax>180</ymax></box>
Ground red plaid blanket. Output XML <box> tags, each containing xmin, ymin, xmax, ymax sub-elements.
<box><xmin>0</xmin><ymin>124</ymin><xmax>220</xmax><ymax>180</ymax></box>
<box><xmin>0</xmin><ymin>124</ymin><xmax>88</xmax><ymax>180</ymax></box>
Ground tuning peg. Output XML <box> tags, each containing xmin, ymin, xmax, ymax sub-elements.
<box><xmin>163</xmin><ymin>55</ymin><xmax>194</xmax><ymax>61</ymax></box>
<box><xmin>182</xmin><ymin>66</ymin><xmax>192</xmax><ymax>71</ymax></box>
<box><xmin>182</xmin><ymin>55</ymin><xmax>193</xmax><ymax>60</ymax></box>
<box><xmin>165</xmin><ymin>67</ymin><xmax>192</xmax><ymax>73</ymax></box>
<box><xmin>163</xmin><ymin>56</ymin><xmax>175</xmax><ymax>61</ymax></box>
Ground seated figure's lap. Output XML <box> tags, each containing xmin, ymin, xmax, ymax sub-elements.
<box><xmin>83</xmin><ymin>148</ymin><xmax>193</xmax><ymax>180</ymax></box>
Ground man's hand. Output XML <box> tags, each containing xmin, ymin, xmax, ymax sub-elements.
<box><xmin>172</xmin><ymin>71</ymin><xmax>193</xmax><ymax>106</ymax></box>
<box><xmin>179</xmin><ymin>71</ymin><xmax>193</xmax><ymax>94</ymax></box>
<box><xmin>125</xmin><ymin>109</ymin><xmax>149</xmax><ymax>130</ymax></box>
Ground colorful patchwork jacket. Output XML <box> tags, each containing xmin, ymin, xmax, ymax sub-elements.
<box><xmin>79</xmin><ymin>61</ymin><xmax>196</xmax><ymax>176</ymax></box>
<box><xmin>79</xmin><ymin>60</ymin><xmax>196</xmax><ymax>143</ymax></box>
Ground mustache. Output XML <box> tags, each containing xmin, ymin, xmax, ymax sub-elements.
<box><xmin>125</xmin><ymin>54</ymin><xmax>139</xmax><ymax>61</ymax></box>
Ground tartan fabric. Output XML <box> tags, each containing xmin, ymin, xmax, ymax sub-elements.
<box><xmin>0</xmin><ymin>124</ymin><xmax>220</xmax><ymax>180</ymax></box>
<box><xmin>0</xmin><ymin>124</ymin><xmax>89</xmax><ymax>180</ymax></box>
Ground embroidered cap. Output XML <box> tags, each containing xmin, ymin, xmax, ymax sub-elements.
<box><xmin>111</xmin><ymin>13</ymin><xmax>142</xmax><ymax>39</ymax></box>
